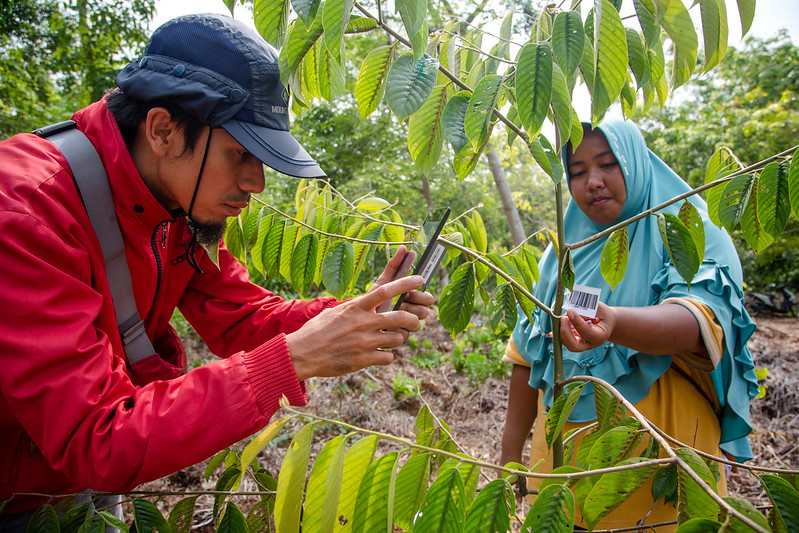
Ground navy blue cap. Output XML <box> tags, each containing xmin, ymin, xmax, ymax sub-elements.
<box><xmin>115</xmin><ymin>13</ymin><xmax>325</xmax><ymax>178</ymax></box>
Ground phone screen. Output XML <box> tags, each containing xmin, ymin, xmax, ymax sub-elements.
<box><xmin>393</xmin><ymin>207</ymin><xmax>451</xmax><ymax>310</ymax></box>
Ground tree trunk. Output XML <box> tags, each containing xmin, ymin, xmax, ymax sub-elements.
<box><xmin>486</xmin><ymin>143</ymin><xmax>526</xmax><ymax>246</ymax></box>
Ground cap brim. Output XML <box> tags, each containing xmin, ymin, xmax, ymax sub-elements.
<box><xmin>222</xmin><ymin>120</ymin><xmax>326</xmax><ymax>178</ymax></box>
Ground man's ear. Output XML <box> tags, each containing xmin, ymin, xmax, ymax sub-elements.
<box><xmin>141</xmin><ymin>107</ymin><xmax>179</xmax><ymax>156</ymax></box>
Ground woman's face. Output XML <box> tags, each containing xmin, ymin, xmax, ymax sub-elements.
<box><xmin>567</xmin><ymin>130</ymin><xmax>627</xmax><ymax>225</ymax></box>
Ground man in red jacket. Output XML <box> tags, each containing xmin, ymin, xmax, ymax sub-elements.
<box><xmin>0</xmin><ymin>13</ymin><xmax>432</xmax><ymax>528</ymax></box>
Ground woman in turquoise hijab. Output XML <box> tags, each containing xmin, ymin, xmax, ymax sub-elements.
<box><xmin>501</xmin><ymin>117</ymin><xmax>759</xmax><ymax>530</ymax></box>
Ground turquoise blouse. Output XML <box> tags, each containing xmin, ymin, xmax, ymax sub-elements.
<box><xmin>512</xmin><ymin>117</ymin><xmax>759</xmax><ymax>461</ymax></box>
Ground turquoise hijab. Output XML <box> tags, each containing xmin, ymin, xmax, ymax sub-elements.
<box><xmin>512</xmin><ymin>117</ymin><xmax>759</xmax><ymax>460</ymax></box>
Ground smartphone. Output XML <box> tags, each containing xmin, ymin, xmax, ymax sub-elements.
<box><xmin>393</xmin><ymin>207</ymin><xmax>451</xmax><ymax>310</ymax></box>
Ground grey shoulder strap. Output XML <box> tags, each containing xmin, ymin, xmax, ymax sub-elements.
<box><xmin>36</xmin><ymin>122</ymin><xmax>155</xmax><ymax>364</ymax></box>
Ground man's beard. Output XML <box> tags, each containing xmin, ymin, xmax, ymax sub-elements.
<box><xmin>187</xmin><ymin>218</ymin><xmax>226</xmax><ymax>247</ymax></box>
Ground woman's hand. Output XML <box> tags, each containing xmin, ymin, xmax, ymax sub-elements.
<box><xmin>559</xmin><ymin>302</ymin><xmax>616</xmax><ymax>352</ymax></box>
<box><xmin>559</xmin><ymin>302</ymin><xmax>708</xmax><ymax>358</ymax></box>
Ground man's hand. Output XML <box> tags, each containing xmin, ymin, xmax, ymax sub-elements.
<box><xmin>373</xmin><ymin>245</ymin><xmax>434</xmax><ymax>316</ymax></box>
<box><xmin>287</xmin><ymin>275</ymin><xmax>429</xmax><ymax>381</ymax></box>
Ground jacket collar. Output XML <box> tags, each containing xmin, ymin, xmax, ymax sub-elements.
<box><xmin>71</xmin><ymin>99</ymin><xmax>176</xmax><ymax>230</ymax></box>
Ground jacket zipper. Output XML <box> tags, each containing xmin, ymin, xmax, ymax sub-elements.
<box><xmin>150</xmin><ymin>220</ymin><xmax>170</xmax><ymax>312</ymax></box>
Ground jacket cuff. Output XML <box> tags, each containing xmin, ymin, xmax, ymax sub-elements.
<box><xmin>243</xmin><ymin>334</ymin><xmax>307</xmax><ymax>418</ymax></box>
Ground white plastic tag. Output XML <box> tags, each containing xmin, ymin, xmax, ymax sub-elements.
<box><xmin>563</xmin><ymin>284</ymin><xmax>601</xmax><ymax>319</ymax></box>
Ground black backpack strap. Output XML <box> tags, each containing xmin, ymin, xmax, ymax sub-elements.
<box><xmin>36</xmin><ymin>122</ymin><xmax>155</xmax><ymax>364</ymax></box>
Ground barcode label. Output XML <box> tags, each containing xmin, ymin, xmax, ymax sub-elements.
<box><xmin>563</xmin><ymin>284</ymin><xmax>601</xmax><ymax>318</ymax></box>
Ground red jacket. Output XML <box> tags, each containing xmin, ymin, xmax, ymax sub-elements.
<box><xmin>0</xmin><ymin>100</ymin><xmax>336</xmax><ymax>513</ymax></box>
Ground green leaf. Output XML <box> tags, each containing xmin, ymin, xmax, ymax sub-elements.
<box><xmin>633</xmin><ymin>0</ymin><xmax>661</xmax><ymax>47</ymax></box>
<box><xmin>549</xmin><ymin>63</ymin><xmax>574</xmax><ymax>149</ymax></box>
<box><xmin>218</xmin><ymin>502</ymin><xmax>248</xmax><ymax>533</ymax></box>
<box><xmin>660</xmin><ymin>0</ymin><xmax>698</xmax><ymax>89</ymax></box>
<box><xmin>214</xmin><ymin>467</ymin><xmax>242</xmax><ymax>519</ymax></box>
<box><xmin>132</xmin><ymin>499</ymin><xmax>170</xmax><ymax>533</ymax></box>
<box><xmin>168</xmin><ymin>496</ymin><xmax>198</xmax><ymax>533</ymax></box>
<box><xmin>409</xmin><ymin>85</ymin><xmax>448</xmax><ymax>172</ymax></box>
<box><xmin>516</xmin><ymin>42</ymin><xmax>553</xmax><ymax>137</ymax></box>
<box><xmin>413</xmin><ymin>467</ymin><xmax>465</xmax><ymax>532</ymax></box>
<box><xmin>322</xmin><ymin>0</ymin><xmax>353</xmax><ymax>61</ymax></box>
<box><xmin>678</xmin><ymin>201</ymin><xmax>705</xmax><ymax>264</ymax></box>
<box><xmin>561</xmin><ymin>248</ymin><xmax>575</xmax><ymax>291</ymax></box>
<box><xmin>278</xmin><ymin>17</ymin><xmax>324</xmax><ymax>83</ymax></box>
<box><xmin>647</xmin><ymin>40</ymin><xmax>666</xmax><ymax>88</ymax></box>
<box><xmin>238</xmin><ymin>417</ymin><xmax>290</xmax><ymax>490</ymax></box>
<box><xmin>761</xmin><ymin>474</ymin><xmax>799</xmax><ymax>532</ymax></box>
<box><xmin>720</xmin><ymin>496</ymin><xmax>771</xmax><ymax>533</ymax></box>
<box><xmin>488</xmin><ymin>282</ymin><xmax>517</xmax><ymax>336</ymax></box>
<box><xmin>355</xmin><ymin>45</ymin><xmax>395</xmax><ymax>120</ymax></box>
<box><xmin>352</xmin><ymin>452</ymin><xmax>399</xmax><ymax>533</ymax></box>
<box><xmin>274</xmin><ymin>423</ymin><xmax>315</xmax><ymax>533</ymax></box>
<box><xmin>741</xmin><ymin>181</ymin><xmax>774</xmax><ymax>254</ymax></box>
<box><xmin>224</xmin><ymin>215</ymin><xmax>246</xmax><ymax>264</ymax></box>
<box><xmin>463</xmin><ymin>479</ymin><xmax>513</xmax><ymax>532</ymax></box>
<box><xmin>736</xmin><ymin>0</ymin><xmax>756</xmax><ymax>37</ymax></box>
<box><xmin>291</xmin><ymin>233</ymin><xmax>319</xmax><ymax>297</ymax></box>
<box><xmin>350</xmin><ymin>222</ymin><xmax>384</xmax><ymax>291</ymax></box>
<box><xmin>586</xmin><ymin>425</ymin><xmax>644</xmax><ymax>470</ymax></box>
<box><xmin>394</xmin><ymin>453</ymin><xmax>432</xmax><ymax>531</ymax></box>
<box><xmin>97</xmin><ymin>510</ymin><xmax>129</xmax><ymax>532</ymax></box>
<box><xmin>441</xmin><ymin>91</ymin><xmax>473</xmax><ymax>154</ymax></box>
<box><xmin>337</xmin><ymin>435</ymin><xmax>380</xmax><ymax>531</ymax></box>
<box><xmin>304</xmin><ymin>434</ymin><xmax>350</xmax><ymax>532</ymax></box>
<box><xmin>466</xmin><ymin>211</ymin><xmax>487</xmax><ymax>254</ymax></box>
<box><xmin>453</xmin><ymin>143</ymin><xmax>484</xmax><ymax>180</ymax></box>
<box><xmin>552</xmin><ymin>10</ymin><xmax>585</xmax><ymax>82</ymax></box>
<box><xmin>789</xmin><ymin>151</ymin><xmax>799</xmax><ymax>219</ymax></box>
<box><xmin>657</xmin><ymin>213</ymin><xmax>701</xmax><ymax>286</ymax></box>
<box><xmin>758</xmin><ymin>160</ymin><xmax>792</xmax><ymax>240</ymax></box>
<box><xmin>247</xmin><ymin>498</ymin><xmax>274</xmax><ymax>532</ymax></box>
<box><xmin>528</xmin><ymin>135</ymin><xmax>564</xmax><ymax>184</ymax></box>
<box><xmin>385</xmin><ymin>53</ymin><xmax>439</xmax><ymax>122</ymax></box>
<box><xmin>626</xmin><ymin>28</ymin><xmax>650</xmax><ymax>88</ymax></box>
<box><xmin>439</xmin><ymin>262</ymin><xmax>476</xmax><ymax>335</ymax></box>
<box><xmin>251</xmin><ymin>211</ymin><xmax>274</xmax><ymax>275</ymax></box>
<box><xmin>465</xmin><ymin>74</ymin><xmax>504</xmax><ymax>150</ymax></box>
<box><xmin>704</xmin><ymin>147</ymin><xmax>742</xmax><ymax>226</ymax></box>
<box><xmin>58</xmin><ymin>501</ymin><xmax>92</xmax><ymax>532</ymax></box>
<box><xmin>318</xmin><ymin>44</ymin><xmax>346</xmax><ymax>101</ymax></box>
<box><xmin>396</xmin><ymin>0</ymin><xmax>427</xmax><ymax>45</ymax></box>
<box><xmin>522</xmin><ymin>483</ymin><xmax>575</xmax><ymax>532</ymax></box>
<box><xmin>652</xmin><ymin>464</ymin><xmax>679</xmax><ymax>503</ymax></box>
<box><xmin>594</xmin><ymin>384</ymin><xmax>624</xmax><ymax>430</ymax></box>
<box><xmin>600</xmin><ymin>227</ymin><xmax>628</xmax><ymax>290</ymax></box>
<box><xmin>27</xmin><ymin>504</ymin><xmax>60</xmax><ymax>533</ymax></box>
<box><xmin>346</xmin><ymin>16</ymin><xmax>377</xmax><ymax>33</ymax></box>
<box><xmin>699</xmin><ymin>0</ymin><xmax>728</xmax><ymax>73</ymax></box>
<box><xmin>291</xmin><ymin>0</ymin><xmax>321</xmax><ymax>28</ymax></box>
<box><xmin>205</xmin><ymin>449</ymin><xmax>230</xmax><ymax>480</ymax></box>
<box><xmin>676</xmin><ymin>447</ymin><xmax>719</xmax><ymax>522</ymax></box>
<box><xmin>253</xmin><ymin>0</ymin><xmax>290</xmax><ymax>48</ymax></box>
<box><xmin>592</xmin><ymin>0</ymin><xmax>628</xmax><ymax>124</ymax></box>
<box><xmin>279</xmin><ymin>224</ymin><xmax>300</xmax><ymax>281</ymax></box>
<box><xmin>674</xmin><ymin>518</ymin><xmax>722</xmax><ymax>532</ymax></box>
<box><xmin>321</xmin><ymin>240</ymin><xmax>355</xmax><ymax>299</ymax></box>
<box><xmin>262</xmin><ymin>220</ymin><xmax>286</xmax><ymax>279</ymax></box>
<box><xmin>545</xmin><ymin>382</ymin><xmax>586</xmax><ymax>448</ymax></box>
<box><xmin>583</xmin><ymin>457</ymin><xmax>657</xmax><ymax>529</ymax></box>
<box><xmin>718</xmin><ymin>174</ymin><xmax>756</xmax><ymax>232</ymax></box>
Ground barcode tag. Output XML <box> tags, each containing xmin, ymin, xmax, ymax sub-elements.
<box><xmin>563</xmin><ymin>284</ymin><xmax>601</xmax><ymax>319</ymax></box>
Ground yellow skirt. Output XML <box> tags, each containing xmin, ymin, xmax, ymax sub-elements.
<box><xmin>526</xmin><ymin>366</ymin><xmax>727</xmax><ymax>532</ymax></box>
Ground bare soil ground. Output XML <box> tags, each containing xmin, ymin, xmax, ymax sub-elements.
<box><xmin>139</xmin><ymin>313</ymin><xmax>799</xmax><ymax>529</ymax></box>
